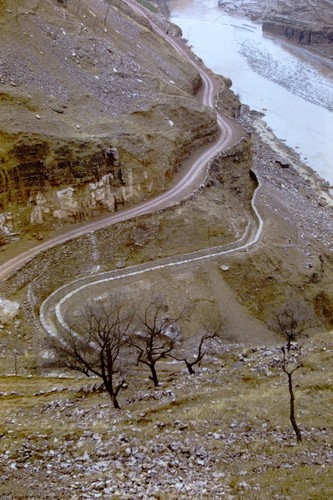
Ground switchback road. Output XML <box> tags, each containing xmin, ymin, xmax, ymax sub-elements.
<box><xmin>38</xmin><ymin>1</ymin><xmax>264</xmax><ymax>337</ymax></box>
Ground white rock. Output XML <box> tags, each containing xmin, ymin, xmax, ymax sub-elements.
<box><xmin>0</xmin><ymin>297</ymin><xmax>19</xmax><ymax>325</ymax></box>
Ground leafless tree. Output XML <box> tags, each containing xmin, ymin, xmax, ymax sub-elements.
<box><xmin>171</xmin><ymin>325</ymin><xmax>224</xmax><ymax>375</ymax></box>
<box><xmin>268</xmin><ymin>297</ymin><xmax>315</xmax><ymax>351</ymax></box>
<box><xmin>46</xmin><ymin>297</ymin><xmax>133</xmax><ymax>409</ymax></box>
<box><xmin>281</xmin><ymin>344</ymin><xmax>303</xmax><ymax>443</ymax></box>
<box><xmin>129</xmin><ymin>298</ymin><xmax>182</xmax><ymax>387</ymax></box>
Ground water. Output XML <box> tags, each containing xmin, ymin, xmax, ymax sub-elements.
<box><xmin>168</xmin><ymin>0</ymin><xmax>333</xmax><ymax>184</ymax></box>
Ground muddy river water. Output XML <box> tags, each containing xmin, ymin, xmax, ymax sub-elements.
<box><xmin>168</xmin><ymin>0</ymin><xmax>333</xmax><ymax>185</ymax></box>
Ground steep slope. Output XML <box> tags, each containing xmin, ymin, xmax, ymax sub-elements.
<box><xmin>0</xmin><ymin>0</ymin><xmax>218</xmax><ymax>242</ymax></box>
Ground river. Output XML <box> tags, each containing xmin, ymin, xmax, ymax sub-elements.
<box><xmin>168</xmin><ymin>0</ymin><xmax>333</xmax><ymax>185</ymax></box>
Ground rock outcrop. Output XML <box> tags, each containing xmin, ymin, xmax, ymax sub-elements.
<box><xmin>218</xmin><ymin>0</ymin><xmax>333</xmax><ymax>59</ymax></box>
<box><xmin>0</xmin><ymin>297</ymin><xmax>19</xmax><ymax>325</ymax></box>
<box><xmin>0</xmin><ymin>101</ymin><xmax>217</xmax><ymax>233</ymax></box>
<box><xmin>262</xmin><ymin>18</ymin><xmax>333</xmax><ymax>51</ymax></box>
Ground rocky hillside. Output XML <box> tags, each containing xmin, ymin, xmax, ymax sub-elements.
<box><xmin>218</xmin><ymin>0</ymin><xmax>333</xmax><ymax>60</ymax></box>
<box><xmin>0</xmin><ymin>332</ymin><xmax>332</xmax><ymax>498</ymax></box>
<box><xmin>0</xmin><ymin>0</ymin><xmax>221</xmax><ymax>243</ymax></box>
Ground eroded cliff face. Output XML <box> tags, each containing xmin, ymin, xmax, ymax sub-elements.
<box><xmin>0</xmin><ymin>132</ymin><xmax>120</xmax><ymax>226</ymax></box>
<box><xmin>218</xmin><ymin>0</ymin><xmax>333</xmax><ymax>59</ymax></box>
<box><xmin>0</xmin><ymin>137</ymin><xmax>256</xmax><ymax>302</ymax></box>
<box><xmin>262</xmin><ymin>19</ymin><xmax>333</xmax><ymax>54</ymax></box>
<box><xmin>0</xmin><ymin>103</ymin><xmax>217</xmax><ymax>234</ymax></box>
<box><xmin>0</xmin><ymin>0</ymin><xmax>218</xmax><ymax>243</ymax></box>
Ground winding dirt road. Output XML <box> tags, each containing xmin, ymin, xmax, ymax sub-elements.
<box><xmin>0</xmin><ymin>1</ymin><xmax>237</xmax><ymax>283</ymax></box>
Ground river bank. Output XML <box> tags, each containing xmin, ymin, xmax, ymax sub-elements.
<box><xmin>166</xmin><ymin>0</ymin><xmax>333</xmax><ymax>324</ymax></box>
<box><xmin>165</xmin><ymin>0</ymin><xmax>333</xmax><ymax>237</ymax></box>
<box><xmin>168</xmin><ymin>0</ymin><xmax>333</xmax><ymax>186</ymax></box>
<box><xmin>244</xmin><ymin>107</ymin><xmax>333</xmax><ymax>205</ymax></box>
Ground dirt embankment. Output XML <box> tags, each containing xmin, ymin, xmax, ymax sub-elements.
<box><xmin>213</xmin><ymin>100</ymin><xmax>333</xmax><ymax>324</ymax></box>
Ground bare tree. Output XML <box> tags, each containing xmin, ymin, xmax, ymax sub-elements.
<box><xmin>268</xmin><ymin>297</ymin><xmax>315</xmax><ymax>351</ymax></box>
<box><xmin>171</xmin><ymin>325</ymin><xmax>224</xmax><ymax>375</ymax></box>
<box><xmin>47</xmin><ymin>297</ymin><xmax>133</xmax><ymax>409</ymax></box>
<box><xmin>129</xmin><ymin>298</ymin><xmax>182</xmax><ymax>387</ymax></box>
<box><xmin>281</xmin><ymin>345</ymin><xmax>303</xmax><ymax>443</ymax></box>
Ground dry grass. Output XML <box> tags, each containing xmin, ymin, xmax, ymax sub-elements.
<box><xmin>0</xmin><ymin>332</ymin><xmax>332</xmax><ymax>498</ymax></box>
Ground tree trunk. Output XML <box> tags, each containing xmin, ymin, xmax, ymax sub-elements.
<box><xmin>105</xmin><ymin>382</ymin><xmax>121</xmax><ymax>409</ymax></box>
<box><xmin>149</xmin><ymin>363</ymin><xmax>159</xmax><ymax>387</ymax></box>
<box><xmin>185</xmin><ymin>361</ymin><xmax>195</xmax><ymax>375</ymax></box>
<box><xmin>111</xmin><ymin>394</ymin><xmax>121</xmax><ymax>410</ymax></box>
<box><xmin>288</xmin><ymin>373</ymin><xmax>302</xmax><ymax>443</ymax></box>
<box><xmin>109</xmin><ymin>393</ymin><xmax>120</xmax><ymax>410</ymax></box>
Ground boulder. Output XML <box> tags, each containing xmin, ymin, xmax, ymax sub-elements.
<box><xmin>0</xmin><ymin>297</ymin><xmax>19</xmax><ymax>325</ymax></box>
